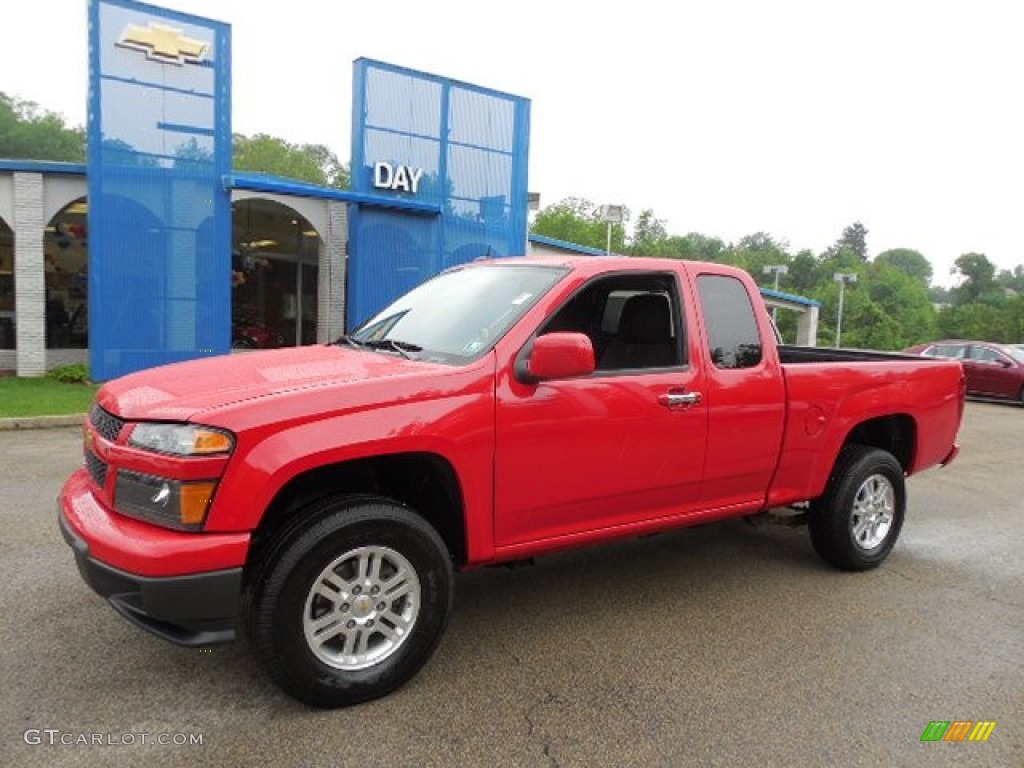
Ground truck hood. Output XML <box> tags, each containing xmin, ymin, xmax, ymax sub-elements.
<box><xmin>97</xmin><ymin>345</ymin><xmax>452</xmax><ymax>422</ymax></box>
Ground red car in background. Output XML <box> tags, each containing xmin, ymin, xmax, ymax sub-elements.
<box><xmin>904</xmin><ymin>340</ymin><xmax>1024</xmax><ymax>404</ymax></box>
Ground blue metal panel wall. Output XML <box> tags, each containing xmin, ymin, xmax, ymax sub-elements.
<box><xmin>89</xmin><ymin>0</ymin><xmax>230</xmax><ymax>380</ymax></box>
<box><xmin>349</xmin><ymin>59</ymin><xmax>530</xmax><ymax>328</ymax></box>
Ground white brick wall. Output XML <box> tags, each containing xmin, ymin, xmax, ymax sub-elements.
<box><xmin>13</xmin><ymin>173</ymin><xmax>45</xmax><ymax>377</ymax></box>
<box><xmin>318</xmin><ymin>200</ymin><xmax>348</xmax><ymax>342</ymax></box>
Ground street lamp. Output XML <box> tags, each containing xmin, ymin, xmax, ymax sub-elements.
<box><xmin>526</xmin><ymin>192</ymin><xmax>540</xmax><ymax>254</ymax></box>
<box><xmin>833</xmin><ymin>272</ymin><xmax>858</xmax><ymax>348</ymax></box>
<box><xmin>600</xmin><ymin>204</ymin><xmax>624</xmax><ymax>255</ymax></box>
<box><xmin>763</xmin><ymin>264</ymin><xmax>789</xmax><ymax>322</ymax></box>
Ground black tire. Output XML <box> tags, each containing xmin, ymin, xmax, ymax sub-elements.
<box><xmin>245</xmin><ymin>495</ymin><xmax>454</xmax><ymax>708</ymax></box>
<box><xmin>809</xmin><ymin>445</ymin><xmax>906</xmax><ymax>572</ymax></box>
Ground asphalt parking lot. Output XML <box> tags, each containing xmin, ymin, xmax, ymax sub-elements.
<box><xmin>1</xmin><ymin>402</ymin><xmax>1021</xmax><ymax>767</ymax></box>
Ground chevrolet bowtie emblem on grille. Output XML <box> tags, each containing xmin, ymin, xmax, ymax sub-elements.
<box><xmin>117</xmin><ymin>22</ymin><xmax>208</xmax><ymax>66</ymax></box>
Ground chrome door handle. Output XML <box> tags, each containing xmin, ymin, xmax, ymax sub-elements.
<box><xmin>658</xmin><ymin>391</ymin><xmax>702</xmax><ymax>408</ymax></box>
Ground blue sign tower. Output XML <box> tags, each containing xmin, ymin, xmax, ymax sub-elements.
<box><xmin>348</xmin><ymin>59</ymin><xmax>530</xmax><ymax>328</ymax></box>
<box><xmin>88</xmin><ymin>0</ymin><xmax>231</xmax><ymax>380</ymax></box>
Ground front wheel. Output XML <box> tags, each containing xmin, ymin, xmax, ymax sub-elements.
<box><xmin>246</xmin><ymin>496</ymin><xmax>454</xmax><ymax>708</ymax></box>
<box><xmin>809</xmin><ymin>446</ymin><xmax>906</xmax><ymax>571</ymax></box>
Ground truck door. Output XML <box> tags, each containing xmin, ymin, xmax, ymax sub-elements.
<box><xmin>693</xmin><ymin>273</ymin><xmax>787</xmax><ymax>508</ymax></box>
<box><xmin>493</xmin><ymin>271</ymin><xmax>708</xmax><ymax>548</ymax></box>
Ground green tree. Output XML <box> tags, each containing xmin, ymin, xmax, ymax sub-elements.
<box><xmin>731</xmin><ymin>232</ymin><xmax>791</xmax><ymax>283</ymax></box>
<box><xmin>996</xmin><ymin>265</ymin><xmax>1024</xmax><ymax>295</ymax></box>
<box><xmin>863</xmin><ymin>261</ymin><xmax>938</xmax><ymax>347</ymax></box>
<box><xmin>938</xmin><ymin>302</ymin><xmax>1005</xmax><ymax>340</ymax></box>
<box><xmin>951</xmin><ymin>252</ymin><xmax>999</xmax><ymax>305</ymax></box>
<box><xmin>786</xmin><ymin>249</ymin><xmax>824</xmax><ymax>295</ymax></box>
<box><xmin>671</xmin><ymin>232</ymin><xmax>728</xmax><ymax>262</ymax></box>
<box><xmin>0</xmin><ymin>92</ymin><xmax>84</xmax><ymax>161</ymax></box>
<box><xmin>531</xmin><ymin>197</ymin><xmax>626</xmax><ymax>252</ymax></box>
<box><xmin>835</xmin><ymin>290</ymin><xmax>904</xmax><ymax>349</ymax></box>
<box><xmin>875</xmin><ymin>248</ymin><xmax>932</xmax><ymax>285</ymax></box>
<box><xmin>929</xmin><ymin>285</ymin><xmax>953</xmax><ymax>305</ymax></box>
<box><xmin>1003</xmin><ymin>296</ymin><xmax>1024</xmax><ymax>341</ymax></box>
<box><xmin>833</xmin><ymin>221</ymin><xmax>869</xmax><ymax>262</ymax></box>
<box><xmin>233</xmin><ymin>133</ymin><xmax>349</xmax><ymax>188</ymax></box>
<box><xmin>299</xmin><ymin>142</ymin><xmax>350</xmax><ymax>188</ymax></box>
<box><xmin>628</xmin><ymin>209</ymin><xmax>669</xmax><ymax>256</ymax></box>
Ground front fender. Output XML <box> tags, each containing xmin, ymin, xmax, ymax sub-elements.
<box><xmin>203</xmin><ymin>392</ymin><xmax>496</xmax><ymax>562</ymax></box>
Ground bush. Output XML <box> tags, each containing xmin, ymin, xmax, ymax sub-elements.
<box><xmin>46</xmin><ymin>364</ymin><xmax>90</xmax><ymax>384</ymax></box>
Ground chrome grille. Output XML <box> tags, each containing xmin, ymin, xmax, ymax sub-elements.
<box><xmin>90</xmin><ymin>405</ymin><xmax>125</xmax><ymax>442</ymax></box>
<box><xmin>84</xmin><ymin>449</ymin><xmax>108</xmax><ymax>488</ymax></box>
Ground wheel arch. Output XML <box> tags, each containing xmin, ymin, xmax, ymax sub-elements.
<box><xmin>245</xmin><ymin>452</ymin><xmax>468</xmax><ymax>576</ymax></box>
<box><xmin>842</xmin><ymin>413</ymin><xmax>916</xmax><ymax>472</ymax></box>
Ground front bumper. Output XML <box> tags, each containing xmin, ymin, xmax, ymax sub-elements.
<box><xmin>58</xmin><ymin>470</ymin><xmax>250</xmax><ymax>646</ymax></box>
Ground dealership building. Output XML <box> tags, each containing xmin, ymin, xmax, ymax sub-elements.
<box><xmin>0</xmin><ymin>0</ymin><xmax>818</xmax><ymax>379</ymax></box>
<box><xmin>0</xmin><ymin>162</ymin><xmax>619</xmax><ymax>377</ymax></box>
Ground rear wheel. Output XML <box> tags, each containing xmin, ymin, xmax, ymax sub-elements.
<box><xmin>246</xmin><ymin>496</ymin><xmax>454</xmax><ymax>708</ymax></box>
<box><xmin>809</xmin><ymin>445</ymin><xmax>905</xmax><ymax>571</ymax></box>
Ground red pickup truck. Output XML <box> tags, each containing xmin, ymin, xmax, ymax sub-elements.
<box><xmin>59</xmin><ymin>256</ymin><xmax>964</xmax><ymax>707</ymax></box>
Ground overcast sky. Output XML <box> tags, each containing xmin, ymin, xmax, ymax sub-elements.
<box><xmin>4</xmin><ymin>1</ymin><xmax>1022</xmax><ymax>286</ymax></box>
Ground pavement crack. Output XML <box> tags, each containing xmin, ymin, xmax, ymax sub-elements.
<box><xmin>523</xmin><ymin>690</ymin><xmax>567</xmax><ymax>768</ymax></box>
<box><xmin>502</xmin><ymin>644</ymin><xmax>524</xmax><ymax>667</ymax></box>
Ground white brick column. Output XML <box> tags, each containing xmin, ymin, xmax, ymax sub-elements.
<box><xmin>317</xmin><ymin>200</ymin><xmax>348</xmax><ymax>342</ymax></box>
<box><xmin>796</xmin><ymin>305</ymin><xmax>819</xmax><ymax>347</ymax></box>
<box><xmin>13</xmin><ymin>173</ymin><xmax>45</xmax><ymax>377</ymax></box>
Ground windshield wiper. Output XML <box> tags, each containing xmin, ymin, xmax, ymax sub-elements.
<box><xmin>360</xmin><ymin>339</ymin><xmax>422</xmax><ymax>359</ymax></box>
<box><xmin>333</xmin><ymin>335</ymin><xmax>367</xmax><ymax>349</ymax></box>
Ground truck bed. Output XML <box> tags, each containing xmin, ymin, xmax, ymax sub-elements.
<box><xmin>778</xmin><ymin>345</ymin><xmax>931</xmax><ymax>365</ymax></box>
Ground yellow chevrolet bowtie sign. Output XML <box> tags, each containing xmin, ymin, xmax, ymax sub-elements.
<box><xmin>117</xmin><ymin>22</ymin><xmax>208</xmax><ymax>66</ymax></box>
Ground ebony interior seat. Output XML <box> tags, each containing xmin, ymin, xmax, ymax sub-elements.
<box><xmin>599</xmin><ymin>293</ymin><xmax>676</xmax><ymax>369</ymax></box>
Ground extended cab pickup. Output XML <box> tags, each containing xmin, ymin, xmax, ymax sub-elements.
<box><xmin>59</xmin><ymin>257</ymin><xmax>964</xmax><ymax>707</ymax></box>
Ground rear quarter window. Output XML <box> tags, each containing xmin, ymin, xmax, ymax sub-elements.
<box><xmin>696</xmin><ymin>274</ymin><xmax>763</xmax><ymax>369</ymax></box>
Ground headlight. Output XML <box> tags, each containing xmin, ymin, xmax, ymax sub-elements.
<box><xmin>129</xmin><ymin>423</ymin><xmax>234</xmax><ymax>456</ymax></box>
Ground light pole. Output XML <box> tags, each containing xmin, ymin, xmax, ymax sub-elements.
<box><xmin>600</xmin><ymin>204</ymin><xmax>623</xmax><ymax>255</ymax></box>
<box><xmin>763</xmin><ymin>264</ymin><xmax>788</xmax><ymax>322</ymax></box>
<box><xmin>833</xmin><ymin>272</ymin><xmax>858</xmax><ymax>348</ymax></box>
<box><xmin>527</xmin><ymin>192</ymin><xmax>540</xmax><ymax>253</ymax></box>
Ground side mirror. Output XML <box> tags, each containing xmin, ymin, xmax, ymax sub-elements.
<box><xmin>521</xmin><ymin>332</ymin><xmax>595</xmax><ymax>383</ymax></box>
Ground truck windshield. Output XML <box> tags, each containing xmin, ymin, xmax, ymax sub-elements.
<box><xmin>348</xmin><ymin>263</ymin><xmax>569</xmax><ymax>364</ymax></box>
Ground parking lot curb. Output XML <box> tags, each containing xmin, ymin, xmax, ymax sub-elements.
<box><xmin>0</xmin><ymin>414</ymin><xmax>85</xmax><ymax>431</ymax></box>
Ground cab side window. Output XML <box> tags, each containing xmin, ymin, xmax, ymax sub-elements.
<box><xmin>538</xmin><ymin>273</ymin><xmax>685</xmax><ymax>372</ymax></box>
<box><xmin>696</xmin><ymin>274</ymin><xmax>763</xmax><ymax>369</ymax></box>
